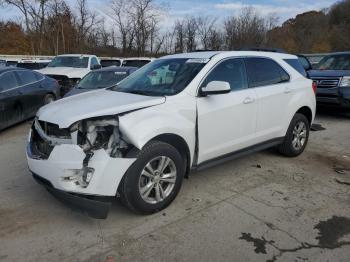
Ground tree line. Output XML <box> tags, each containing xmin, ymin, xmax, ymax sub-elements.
<box><xmin>0</xmin><ymin>0</ymin><xmax>349</xmax><ymax>57</ymax></box>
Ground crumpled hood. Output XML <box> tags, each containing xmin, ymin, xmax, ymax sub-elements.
<box><xmin>308</xmin><ymin>70</ymin><xmax>350</xmax><ymax>78</ymax></box>
<box><xmin>36</xmin><ymin>67</ymin><xmax>90</xmax><ymax>79</ymax></box>
<box><xmin>37</xmin><ymin>89</ymin><xmax>166</xmax><ymax>128</ymax></box>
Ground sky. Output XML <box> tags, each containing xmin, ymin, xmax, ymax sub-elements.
<box><xmin>0</xmin><ymin>0</ymin><xmax>339</xmax><ymax>28</ymax></box>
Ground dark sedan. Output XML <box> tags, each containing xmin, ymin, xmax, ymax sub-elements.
<box><xmin>64</xmin><ymin>66</ymin><xmax>137</xmax><ymax>97</ymax></box>
<box><xmin>0</xmin><ymin>68</ymin><xmax>60</xmax><ymax>131</ymax></box>
<box><xmin>308</xmin><ymin>52</ymin><xmax>350</xmax><ymax>108</ymax></box>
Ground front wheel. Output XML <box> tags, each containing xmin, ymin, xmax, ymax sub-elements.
<box><xmin>119</xmin><ymin>141</ymin><xmax>185</xmax><ymax>214</ymax></box>
<box><xmin>278</xmin><ymin>113</ymin><xmax>310</xmax><ymax>157</ymax></box>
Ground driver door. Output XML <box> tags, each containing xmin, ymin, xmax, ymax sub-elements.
<box><xmin>197</xmin><ymin>58</ymin><xmax>257</xmax><ymax>164</ymax></box>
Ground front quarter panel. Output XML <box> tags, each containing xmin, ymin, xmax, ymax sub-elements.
<box><xmin>119</xmin><ymin>94</ymin><xmax>197</xmax><ymax>164</ymax></box>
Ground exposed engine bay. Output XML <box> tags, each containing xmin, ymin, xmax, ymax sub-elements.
<box><xmin>71</xmin><ymin>117</ymin><xmax>131</xmax><ymax>158</ymax></box>
<box><xmin>32</xmin><ymin>116</ymin><xmax>134</xmax><ymax>160</ymax></box>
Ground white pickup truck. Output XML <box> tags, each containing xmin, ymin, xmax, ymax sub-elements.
<box><xmin>37</xmin><ymin>54</ymin><xmax>101</xmax><ymax>96</ymax></box>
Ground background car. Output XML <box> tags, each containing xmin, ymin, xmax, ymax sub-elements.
<box><xmin>100</xmin><ymin>58</ymin><xmax>123</xmax><ymax>67</ymax></box>
<box><xmin>37</xmin><ymin>54</ymin><xmax>101</xmax><ymax>96</ymax></box>
<box><xmin>64</xmin><ymin>66</ymin><xmax>138</xmax><ymax>97</ymax></box>
<box><xmin>303</xmin><ymin>53</ymin><xmax>330</xmax><ymax>67</ymax></box>
<box><xmin>0</xmin><ymin>68</ymin><xmax>60</xmax><ymax>131</ymax></box>
<box><xmin>17</xmin><ymin>59</ymin><xmax>51</xmax><ymax>70</ymax></box>
<box><xmin>122</xmin><ymin>57</ymin><xmax>154</xmax><ymax>68</ymax></box>
<box><xmin>308</xmin><ymin>52</ymin><xmax>350</xmax><ymax>108</ymax></box>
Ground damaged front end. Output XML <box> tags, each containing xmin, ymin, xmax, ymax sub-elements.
<box><xmin>27</xmin><ymin>115</ymin><xmax>137</xmax><ymax>218</ymax></box>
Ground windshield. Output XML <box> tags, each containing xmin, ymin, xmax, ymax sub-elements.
<box><xmin>122</xmin><ymin>60</ymin><xmax>150</xmax><ymax>68</ymax></box>
<box><xmin>48</xmin><ymin>56</ymin><xmax>89</xmax><ymax>68</ymax></box>
<box><xmin>77</xmin><ymin>70</ymin><xmax>129</xmax><ymax>89</ymax></box>
<box><xmin>316</xmin><ymin>54</ymin><xmax>350</xmax><ymax>70</ymax></box>
<box><xmin>112</xmin><ymin>58</ymin><xmax>207</xmax><ymax>96</ymax></box>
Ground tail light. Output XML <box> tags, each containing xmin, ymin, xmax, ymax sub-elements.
<box><xmin>312</xmin><ymin>81</ymin><xmax>317</xmax><ymax>94</ymax></box>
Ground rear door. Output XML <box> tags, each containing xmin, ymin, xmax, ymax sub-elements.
<box><xmin>245</xmin><ymin>57</ymin><xmax>292</xmax><ymax>143</ymax></box>
<box><xmin>197</xmin><ymin>58</ymin><xmax>257</xmax><ymax>163</ymax></box>
<box><xmin>0</xmin><ymin>71</ymin><xmax>21</xmax><ymax>129</ymax></box>
<box><xmin>15</xmin><ymin>70</ymin><xmax>45</xmax><ymax>117</ymax></box>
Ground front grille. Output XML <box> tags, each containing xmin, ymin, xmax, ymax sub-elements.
<box><xmin>38</xmin><ymin>120</ymin><xmax>70</xmax><ymax>138</ymax></box>
<box><xmin>312</xmin><ymin>77</ymin><xmax>340</xmax><ymax>89</ymax></box>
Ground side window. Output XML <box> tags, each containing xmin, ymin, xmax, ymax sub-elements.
<box><xmin>0</xmin><ymin>72</ymin><xmax>18</xmax><ymax>91</ymax></box>
<box><xmin>284</xmin><ymin>59</ymin><xmax>307</xmax><ymax>77</ymax></box>
<box><xmin>203</xmin><ymin>59</ymin><xmax>248</xmax><ymax>91</ymax></box>
<box><xmin>245</xmin><ymin>58</ymin><xmax>289</xmax><ymax>88</ymax></box>
<box><xmin>16</xmin><ymin>70</ymin><xmax>37</xmax><ymax>85</ymax></box>
<box><xmin>90</xmin><ymin>57</ymin><xmax>99</xmax><ymax>67</ymax></box>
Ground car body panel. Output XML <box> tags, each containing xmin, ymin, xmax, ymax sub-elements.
<box><xmin>0</xmin><ymin>68</ymin><xmax>59</xmax><ymax>131</ymax></box>
<box><xmin>308</xmin><ymin>69</ymin><xmax>350</xmax><ymax>108</ymax></box>
<box><xmin>37</xmin><ymin>89</ymin><xmax>166</xmax><ymax>128</ymax></box>
<box><xmin>27</xmin><ymin>135</ymin><xmax>136</xmax><ymax>196</ymax></box>
<box><xmin>37</xmin><ymin>66</ymin><xmax>91</xmax><ymax>79</ymax></box>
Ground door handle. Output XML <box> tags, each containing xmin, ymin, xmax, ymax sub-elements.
<box><xmin>243</xmin><ymin>97</ymin><xmax>255</xmax><ymax>104</ymax></box>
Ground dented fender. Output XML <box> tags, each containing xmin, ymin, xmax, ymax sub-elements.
<box><xmin>118</xmin><ymin>94</ymin><xmax>197</xmax><ymax>165</ymax></box>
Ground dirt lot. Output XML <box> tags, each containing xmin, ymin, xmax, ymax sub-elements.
<box><xmin>0</xmin><ymin>108</ymin><xmax>349</xmax><ymax>262</ymax></box>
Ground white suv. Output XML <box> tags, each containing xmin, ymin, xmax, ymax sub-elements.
<box><xmin>26</xmin><ymin>51</ymin><xmax>316</xmax><ymax>218</ymax></box>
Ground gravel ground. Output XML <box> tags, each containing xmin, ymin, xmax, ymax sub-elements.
<box><xmin>0</xmin><ymin>108</ymin><xmax>349</xmax><ymax>262</ymax></box>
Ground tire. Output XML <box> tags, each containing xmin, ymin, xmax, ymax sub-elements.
<box><xmin>278</xmin><ymin>113</ymin><xmax>310</xmax><ymax>157</ymax></box>
<box><xmin>44</xmin><ymin>93</ymin><xmax>55</xmax><ymax>105</ymax></box>
<box><xmin>119</xmin><ymin>141</ymin><xmax>185</xmax><ymax>214</ymax></box>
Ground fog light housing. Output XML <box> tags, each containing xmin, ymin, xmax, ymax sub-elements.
<box><xmin>63</xmin><ymin>167</ymin><xmax>95</xmax><ymax>188</ymax></box>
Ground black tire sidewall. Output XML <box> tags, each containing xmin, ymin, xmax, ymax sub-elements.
<box><xmin>121</xmin><ymin>142</ymin><xmax>185</xmax><ymax>213</ymax></box>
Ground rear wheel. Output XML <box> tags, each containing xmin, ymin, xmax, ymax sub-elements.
<box><xmin>44</xmin><ymin>93</ymin><xmax>55</xmax><ymax>105</ymax></box>
<box><xmin>119</xmin><ymin>141</ymin><xmax>185</xmax><ymax>214</ymax></box>
<box><xmin>278</xmin><ymin>113</ymin><xmax>310</xmax><ymax>157</ymax></box>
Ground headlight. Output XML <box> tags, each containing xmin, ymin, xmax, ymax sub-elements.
<box><xmin>70</xmin><ymin>117</ymin><xmax>128</xmax><ymax>157</ymax></box>
<box><xmin>340</xmin><ymin>76</ymin><xmax>350</xmax><ymax>87</ymax></box>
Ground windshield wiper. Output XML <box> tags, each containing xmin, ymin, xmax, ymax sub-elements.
<box><xmin>119</xmin><ymin>90</ymin><xmax>161</xmax><ymax>96</ymax></box>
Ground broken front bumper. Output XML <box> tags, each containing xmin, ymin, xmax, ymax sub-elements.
<box><xmin>26</xmin><ymin>128</ymin><xmax>136</xmax><ymax>217</ymax></box>
<box><xmin>32</xmin><ymin>173</ymin><xmax>111</xmax><ymax>219</ymax></box>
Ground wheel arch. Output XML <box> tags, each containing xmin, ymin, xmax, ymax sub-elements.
<box><xmin>149</xmin><ymin>133</ymin><xmax>191</xmax><ymax>177</ymax></box>
<box><xmin>295</xmin><ymin>106</ymin><xmax>313</xmax><ymax>125</ymax></box>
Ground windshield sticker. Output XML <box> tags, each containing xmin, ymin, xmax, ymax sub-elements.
<box><xmin>186</xmin><ymin>58</ymin><xmax>210</xmax><ymax>64</ymax></box>
<box><xmin>115</xmin><ymin>72</ymin><xmax>127</xmax><ymax>75</ymax></box>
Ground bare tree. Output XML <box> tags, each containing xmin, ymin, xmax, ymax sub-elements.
<box><xmin>185</xmin><ymin>17</ymin><xmax>197</xmax><ymax>52</ymax></box>
<box><xmin>174</xmin><ymin>20</ymin><xmax>185</xmax><ymax>53</ymax></box>
<box><xmin>110</xmin><ymin>0</ymin><xmax>135</xmax><ymax>55</ymax></box>
<box><xmin>197</xmin><ymin>16</ymin><xmax>216</xmax><ymax>50</ymax></box>
<box><xmin>75</xmin><ymin>0</ymin><xmax>99</xmax><ymax>52</ymax></box>
<box><xmin>224</xmin><ymin>7</ymin><xmax>275</xmax><ymax>50</ymax></box>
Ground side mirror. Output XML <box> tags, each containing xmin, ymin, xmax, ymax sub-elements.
<box><xmin>91</xmin><ymin>64</ymin><xmax>102</xmax><ymax>70</ymax></box>
<box><xmin>201</xmin><ymin>81</ymin><xmax>231</xmax><ymax>96</ymax></box>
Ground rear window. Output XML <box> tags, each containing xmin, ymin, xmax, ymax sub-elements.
<box><xmin>245</xmin><ymin>58</ymin><xmax>290</xmax><ymax>88</ymax></box>
<box><xmin>101</xmin><ymin>60</ymin><xmax>121</xmax><ymax>67</ymax></box>
<box><xmin>122</xmin><ymin>60</ymin><xmax>150</xmax><ymax>68</ymax></box>
<box><xmin>284</xmin><ymin>59</ymin><xmax>307</xmax><ymax>77</ymax></box>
